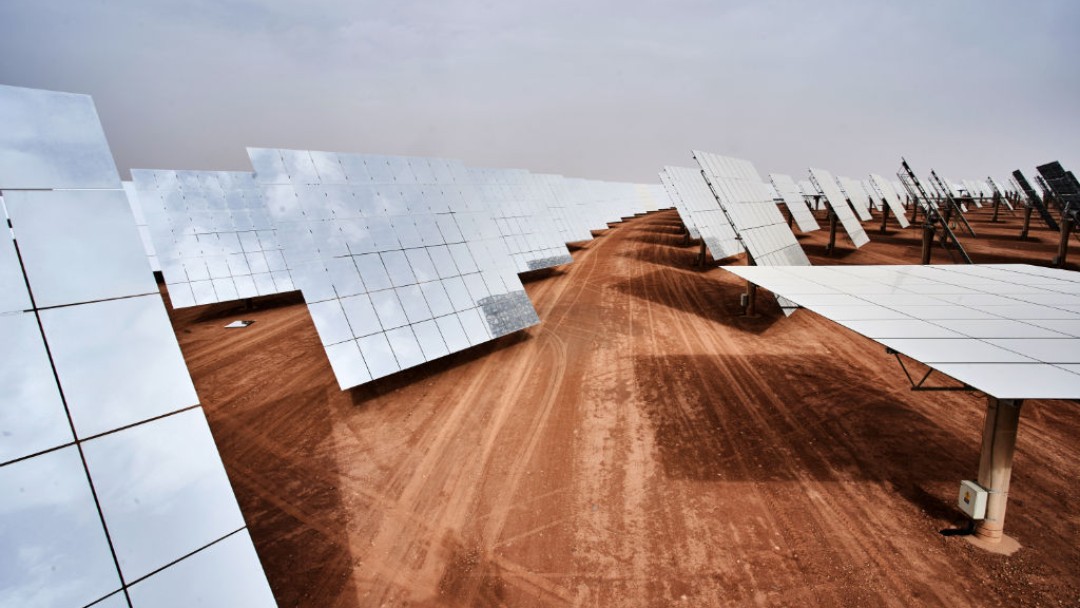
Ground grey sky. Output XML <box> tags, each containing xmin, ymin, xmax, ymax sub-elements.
<box><xmin>1</xmin><ymin>0</ymin><xmax>1076</xmax><ymax>184</ymax></box>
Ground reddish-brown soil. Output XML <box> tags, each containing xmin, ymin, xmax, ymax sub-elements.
<box><xmin>168</xmin><ymin>202</ymin><xmax>1080</xmax><ymax>607</ymax></box>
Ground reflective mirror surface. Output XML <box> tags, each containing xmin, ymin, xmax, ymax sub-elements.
<box><xmin>83</xmin><ymin>408</ymin><xmax>247</xmax><ymax>582</ymax></box>
<box><xmin>40</xmin><ymin>294</ymin><xmax>199</xmax><ymax>438</ymax></box>
<box><xmin>5</xmin><ymin>189</ymin><xmax>157</xmax><ymax>308</ymax></box>
<box><xmin>0</xmin><ymin>446</ymin><xmax>122</xmax><ymax>607</ymax></box>
<box><xmin>0</xmin><ymin>313</ymin><xmax>71</xmax><ymax>464</ymax></box>
<box><xmin>0</xmin><ymin>85</ymin><xmax>121</xmax><ymax>189</ymax></box>
<box><xmin>127</xmin><ymin>530</ymin><xmax>276</xmax><ymax>608</ymax></box>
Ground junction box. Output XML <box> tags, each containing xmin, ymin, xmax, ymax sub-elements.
<box><xmin>958</xmin><ymin>480</ymin><xmax>988</xmax><ymax>520</ymax></box>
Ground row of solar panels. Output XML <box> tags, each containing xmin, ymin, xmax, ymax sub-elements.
<box><xmin>122</xmin><ymin>152</ymin><xmax>672</xmax><ymax>391</ymax></box>
<box><xmin>657</xmin><ymin>153</ymin><xmax>1031</xmax><ymax>314</ymax></box>
<box><xmin>0</xmin><ymin>83</ymin><xmax>675</xmax><ymax>607</ymax></box>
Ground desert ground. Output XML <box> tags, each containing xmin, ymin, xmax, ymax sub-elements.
<box><xmin>167</xmin><ymin>201</ymin><xmax>1080</xmax><ymax>607</ymax></box>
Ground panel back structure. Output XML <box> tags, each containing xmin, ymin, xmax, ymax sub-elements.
<box><xmin>131</xmin><ymin>169</ymin><xmax>296</xmax><ymax>307</ymax></box>
<box><xmin>724</xmin><ymin>264</ymin><xmax>1080</xmax><ymax>399</ymax></box>
<box><xmin>660</xmin><ymin>166</ymin><xmax>743</xmax><ymax>260</ymax></box>
<box><xmin>693</xmin><ymin>151</ymin><xmax>810</xmax><ymax>267</ymax></box>
<box><xmin>248</xmin><ymin>147</ymin><xmax>539</xmax><ymax>389</ymax></box>
<box><xmin>836</xmin><ymin>175</ymin><xmax>873</xmax><ymax>221</ymax></box>
<box><xmin>808</xmin><ymin>168</ymin><xmax>871</xmax><ymax>247</ymax></box>
<box><xmin>0</xmin><ymin>85</ymin><xmax>274</xmax><ymax>608</ymax></box>
<box><xmin>769</xmin><ymin>173</ymin><xmax>821</xmax><ymax>232</ymax></box>
<box><xmin>869</xmin><ymin>173</ymin><xmax>912</xmax><ymax>228</ymax></box>
<box><xmin>1012</xmin><ymin>170</ymin><xmax>1060</xmax><ymax>232</ymax></box>
<box><xmin>1036</xmin><ymin>161</ymin><xmax>1080</xmax><ymax>222</ymax></box>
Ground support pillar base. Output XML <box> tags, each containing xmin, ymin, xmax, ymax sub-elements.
<box><xmin>964</xmin><ymin>533</ymin><xmax>1021</xmax><ymax>556</ymax></box>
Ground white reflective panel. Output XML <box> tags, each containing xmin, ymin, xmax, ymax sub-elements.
<box><xmin>358</xmin><ymin>333</ymin><xmax>400</xmax><ymax>379</ymax></box>
<box><xmin>458</xmin><ymin>308</ymin><xmax>490</xmax><ymax>345</ymax></box>
<box><xmin>768</xmin><ymin>173</ymin><xmax>820</xmax><ymax>232</ymax></box>
<box><xmin>128</xmin><ymin>529</ymin><xmax>275</xmax><ymax>608</ymax></box>
<box><xmin>877</xmin><ymin>338</ymin><xmax>1036</xmax><ymax>363</ymax></box>
<box><xmin>385</xmin><ymin>326</ymin><xmax>425</xmax><ymax>369</ymax></box>
<box><xmin>435</xmin><ymin>314</ymin><xmax>470</xmax><ymax>352</ymax></box>
<box><xmin>987</xmin><ymin>339</ymin><xmax>1080</xmax><ymax>363</ymax></box>
<box><xmin>836</xmin><ymin>176</ymin><xmax>872</xmax><ymax>221</ymax></box>
<box><xmin>442</xmin><ymin>277</ymin><xmax>473</xmax><ymax>311</ymax></box>
<box><xmin>0</xmin><ymin>214</ymin><xmax>33</xmax><ymax>314</ymax></box>
<box><xmin>308</xmin><ymin>299</ymin><xmax>353</xmax><ymax>346</ymax></box>
<box><xmin>945</xmin><ymin>320</ymin><xmax>1072</xmax><ymax>339</ymax></box>
<box><xmin>6</xmin><ymin>190</ymin><xmax>157</xmax><ymax>308</ymax></box>
<box><xmin>325</xmin><ymin>340</ymin><xmax>372</xmax><ymax>390</ymax></box>
<box><xmin>0</xmin><ymin>84</ymin><xmax>121</xmax><ymax>189</ymax></box>
<box><xmin>83</xmin><ymin>408</ymin><xmax>246</xmax><ymax>582</ymax></box>
<box><xmin>40</xmin><ymin>294</ymin><xmax>199</xmax><ymax>438</ymax></box>
<box><xmin>869</xmin><ymin>173</ymin><xmax>910</xmax><ymax>228</ymax></box>
<box><xmin>420</xmin><ymin>281</ymin><xmax>454</xmax><ymax>317</ymax></box>
<box><xmin>92</xmin><ymin>591</ymin><xmax>130</xmax><ymax>608</ymax></box>
<box><xmin>369</xmin><ymin>289</ymin><xmax>409</xmax><ymax>329</ymax></box>
<box><xmin>0</xmin><ymin>313</ymin><xmax>71</xmax><ymax>463</ymax></box>
<box><xmin>396</xmin><ymin>284</ymin><xmax>433</xmax><ymax>323</ymax></box>
<box><xmin>807</xmin><ymin>168</ymin><xmax>871</xmax><ymax>248</ymax></box>
<box><xmin>932</xmin><ymin>363</ymin><xmax>1080</xmax><ymax>400</ymax></box>
<box><xmin>0</xmin><ymin>446</ymin><xmax>122</xmax><ymax>607</ymax></box>
<box><xmin>248</xmin><ymin>148</ymin><xmax>540</xmax><ymax>390</ymax></box>
<box><xmin>340</xmin><ymin>293</ymin><xmax>383</xmax><ymax>337</ymax></box>
<box><xmin>134</xmin><ymin>170</ymin><xmax>296</xmax><ymax>308</ymax></box>
<box><xmin>412</xmin><ymin>319</ymin><xmax>450</xmax><ymax>359</ymax></box>
<box><xmin>690</xmin><ymin>152</ymin><xmax>808</xmax><ymax>315</ymax></box>
<box><xmin>726</xmin><ymin>264</ymin><xmax>1080</xmax><ymax>399</ymax></box>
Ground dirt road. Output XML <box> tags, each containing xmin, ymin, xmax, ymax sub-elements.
<box><xmin>169</xmin><ymin>203</ymin><xmax>1080</xmax><ymax>607</ymax></box>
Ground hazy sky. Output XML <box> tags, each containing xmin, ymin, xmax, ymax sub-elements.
<box><xmin>1</xmin><ymin>0</ymin><xmax>1076</xmax><ymax>184</ymax></box>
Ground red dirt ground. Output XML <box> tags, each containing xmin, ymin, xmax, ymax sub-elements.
<box><xmin>167</xmin><ymin>202</ymin><xmax>1080</xmax><ymax>607</ymax></box>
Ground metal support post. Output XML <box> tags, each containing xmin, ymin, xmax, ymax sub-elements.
<box><xmin>879</xmin><ymin>204</ymin><xmax>891</xmax><ymax>234</ymax></box>
<box><xmin>1053</xmin><ymin>215</ymin><xmax>1074</xmax><ymax>268</ymax></box>
<box><xmin>1020</xmin><ymin>206</ymin><xmax>1033</xmax><ymax>240</ymax></box>
<box><xmin>920</xmin><ymin>222</ymin><xmax>934</xmax><ymax>264</ymax></box>
<box><xmin>825</xmin><ymin>208</ymin><xmax>838</xmax><ymax>255</ymax></box>
<box><xmin>974</xmin><ymin>397</ymin><xmax>1023</xmax><ymax>543</ymax></box>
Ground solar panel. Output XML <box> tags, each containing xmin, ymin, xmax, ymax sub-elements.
<box><xmin>0</xmin><ymin>85</ymin><xmax>273</xmax><ymax>607</ymax></box>
<box><xmin>132</xmin><ymin>169</ymin><xmax>296</xmax><ymax>307</ymax></box>
<box><xmin>659</xmin><ymin>168</ymin><xmax>700</xmax><ymax>239</ymax></box>
<box><xmin>249</xmin><ymin>147</ymin><xmax>540</xmax><ymax>389</ymax></box>
<box><xmin>532</xmin><ymin>173</ymin><xmax>594</xmax><ymax>243</ymax></box>
<box><xmin>122</xmin><ymin>181</ymin><xmax>162</xmax><ymax>272</ymax></box>
<box><xmin>861</xmin><ymin>180</ymin><xmax>880</xmax><ymax>210</ymax></box>
<box><xmin>1036</xmin><ymin>161</ymin><xmax>1080</xmax><ymax>221</ymax></box>
<box><xmin>836</xmin><ymin>176</ymin><xmax>873</xmax><ymax>221</ymax></box>
<box><xmin>807</xmin><ymin>168</ymin><xmax>871</xmax><ymax>247</ymax></box>
<box><xmin>693</xmin><ymin>151</ymin><xmax>810</xmax><ymax>267</ymax></box>
<box><xmin>463</xmin><ymin>167</ymin><xmax>573</xmax><ymax>272</ymax></box>
<box><xmin>1012</xmin><ymin>170</ymin><xmax>1059</xmax><ymax>231</ymax></box>
<box><xmin>869</xmin><ymin>173</ymin><xmax>911</xmax><ymax>228</ymax></box>
<box><xmin>768</xmin><ymin>173</ymin><xmax>821</xmax><ymax>232</ymax></box>
<box><xmin>725</xmin><ymin>264</ymin><xmax>1080</xmax><ymax>399</ymax></box>
<box><xmin>0</xmin><ymin>84</ymin><xmax>121</xmax><ymax>190</ymax></box>
<box><xmin>660</xmin><ymin>166</ymin><xmax>743</xmax><ymax>260</ymax></box>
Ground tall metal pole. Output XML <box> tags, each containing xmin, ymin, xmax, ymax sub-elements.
<box><xmin>825</xmin><ymin>207</ymin><xmax>838</xmax><ymax>255</ymax></box>
<box><xmin>975</xmin><ymin>397</ymin><xmax>1023</xmax><ymax>542</ymax></box>
<box><xmin>1020</xmin><ymin>206</ymin><xmax>1034</xmax><ymax>240</ymax></box>
<box><xmin>920</xmin><ymin>222</ymin><xmax>934</xmax><ymax>264</ymax></box>
<box><xmin>1054</xmin><ymin>215</ymin><xmax>1074</xmax><ymax>268</ymax></box>
<box><xmin>879</xmin><ymin>203</ymin><xmax>891</xmax><ymax>234</ymax></box>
